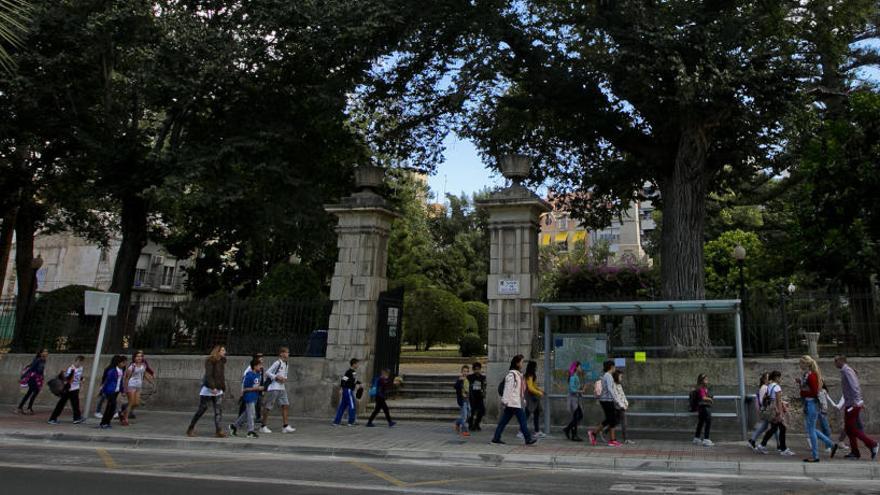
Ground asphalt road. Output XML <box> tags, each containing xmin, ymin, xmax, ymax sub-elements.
<box><xmin>0</xmin><ymin>441</ymin><xmax>878</xmax><ymax>495</ymax></box>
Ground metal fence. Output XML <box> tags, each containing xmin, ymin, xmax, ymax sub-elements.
<box><xmin>2</xmin><ymin>295</ymin><xmax>333</xmax><ymax>356</ymax></box>
<box><xmin>543</xmin><ymin>291</ymin><xmax>880</xmax><ymax>357</ymax></box>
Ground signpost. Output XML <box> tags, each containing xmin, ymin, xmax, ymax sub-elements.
<box><xmin>82</xmin><ymin>290</ymin><xmax>120</xmax><ymax>422</ymax></box>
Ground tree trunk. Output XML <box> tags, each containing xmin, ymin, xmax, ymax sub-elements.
<box><xmin>847</xmin><ymin>280</ymin><xmax>877</xmax><ymax>353</ymax></box>
<box><xmin>659</xmin><ymin>127</ymin><xmax>712</xmax><ymax>355</ymax></box>
<box><xmin>11</xmin><ymin>203</ymin><xmax>36</xmax><ymax>351</ymax></box>
<box><xmin>106</xmin><ymin>194</ymin><xmax>149</xmax><ymax>352</ymax></box>
<box><xmin>0</xmin><ymin>207</ymin><xmax>17</xmax><ymax>297</ymax></box>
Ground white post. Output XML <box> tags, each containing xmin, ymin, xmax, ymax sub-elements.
<box><xmin>734</xmin><ymin>306</ymin><xmax>747</xmax><ymax>441</ymax></box>
<box><xmin>543</xmin><ymin>313</ymin><xmax>552</xmax><ymax>436</ymax></box>
<box><xmin>83</xmin><ymin>303</ymin><xmax>110</xmax><ymax>422</ymax></box>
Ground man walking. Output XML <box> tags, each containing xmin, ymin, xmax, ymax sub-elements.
<box><xmin>260</xmin><ymin>347</ymin><xmax>295</xmax><ymax>434</ymax></box>
<box><xmin>834</xmin><ymin>356</ymin><xmax>878</xmax><ymax>460</ymax></box>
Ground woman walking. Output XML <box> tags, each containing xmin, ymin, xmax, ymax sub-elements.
<box><xmin>187</xmin><ymin>345</ymin><xmax>228</xmax><ymax>438</ymax></box>
<box><xmin>490</xmin><ymin>354</ymin><xmax>536</xmax><ymax>446</ymax></box>
<box><xmin>693</xmin><ymin>373</ymin><xmax>714</xmax><ymax>447</ymax></box>
<box><xmin>612</xmin><ymin>370</ymin><xmax>630</xmax><ymax>444</ymax></box>
<box><xmin>99</xmin><ymin>355</ymin><xmax>128</xmax><ymax>429</ymax></box>
<box><xmin>523</xmin><ymin>360</ymin><xmax>545</xmax><ymax>439</ymax></box>
<box><xmin>562</xmin><ymin>361</ymin><xmax>584</xmax><ymax>442</ymax></box>
<box><xmin>16</xmin><ymin>349</ymin><xmax>48</xmax><ymax>415</ymax></box>
<box><xmin>798</xmin><ymin>355</ymin><xmax>834</xmax><ymax>462</ymax></box>
<box><xmin>755</xmin><ymin>370</ymin><xmax>795</xmax><ymax>456</ymax></box>
<box><xmin>121</xmin><ymin>350</ymin><xmax>154</xmax><ymax>424</ymax></box>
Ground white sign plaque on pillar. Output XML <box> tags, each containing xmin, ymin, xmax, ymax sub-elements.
<box><xmin>82</xmin><ymin>290</ymin><xmax>121</xmax><ymax>423</ymax></box>
<box><xmin>498</xmin><ymin>279</ymin><xmax>520</xmax><ymax>295</ymax></box>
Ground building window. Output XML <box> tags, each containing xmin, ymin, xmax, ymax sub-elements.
<box><xmin>162</xmin><ymin>266</ymin><xmax>175</xmax><ymax>287</ymax></box>
<box><xmin>134</xmin><ymin>268</ymin><xmax>147</xmax><ymax>287</ymax></box>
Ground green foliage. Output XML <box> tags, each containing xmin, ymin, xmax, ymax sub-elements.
<box><xmin>403</xmin><ymin>287</ymin><xmax>469</xmax><ymax>351</ymax></box>
<box><xmin>0</xmin><ymin>0</ymin><xmax>30</xmax><ymax>73</ymax></box>
<box><xmin>253</xmin><ymin>263</ymin><xmax>326</xmax><ymax>302</ymax></box>
<box><xmin>540</xmin><ymin>242</ymin><xmax>657</xmax><ymax>301</ymax></box>
<box><xmin>458</xmin><ymin>333</ymin><xmax>484</xmax><ymax>357</ymax></box>
<box><xmin>463</xmin><ymin>301</ymin><xmax>488</xmax><ymax>343</ymax></box>
<box><xmin>24</xmin><ymin>285</ymin><xmax>99</xmax><ymax>351</ymax></box>
<box><xmin>703</xmin><ymin>230</ymin><xmax>766</xmax><ymax>298</ymax></box>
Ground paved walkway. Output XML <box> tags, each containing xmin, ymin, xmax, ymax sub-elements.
<box><xmin>1</xmin><ymin>406</ymin><xmax>877</xmax><ymax>480</ymax></box>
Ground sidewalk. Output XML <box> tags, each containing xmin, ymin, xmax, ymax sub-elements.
<box><xmin>1</xmin><ymin>406</ymin><xmax>877</xmax><ymax>480</ymax></box>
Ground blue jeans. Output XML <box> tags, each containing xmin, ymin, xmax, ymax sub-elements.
<box><xmin>804</xmin><ymin>399</ymin><xmax>833</xmax><ymax>459</ymax></box>
<box><xmin>334</xmin><ymin>388</ymin><xmax>357</xmax><ymax>425</ymax></box>
<box><xmin>456</xmin><ymin>402</ymin><xmax>471</xmax><ymax>432</ymax></box>
<box><xmin>818</xmin><ymin>412</ymin><xmax>832</xmax><ymax>440</ymax></box>
<box><xmin>492</xmin><ymin>406</ymin><xmax>532</xmax><ymax>443</ymax></box>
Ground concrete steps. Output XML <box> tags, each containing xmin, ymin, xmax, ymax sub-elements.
<box><xmin>377</xmin><ymin>373</ymin><xmax>462</xmax><ymax>421</ymax></box>
<box><xmin>384</xmin><ymin>398</ymin><xmax>460</xmax><ymax>422</ymax></box>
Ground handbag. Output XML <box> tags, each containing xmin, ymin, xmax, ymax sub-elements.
<box><xmin>47</xmin><ymin>376</ymin><xmax>65</xmax><ymax>397</ymax></box>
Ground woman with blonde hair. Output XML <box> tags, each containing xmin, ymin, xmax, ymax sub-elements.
<box><xmin>186</xmin><ymin>345</ymin><xmax>228</xmax><ymax>438</ymax></box>
<box><xmin>797</xmin><ymin>355</ymin><xmax>834</xmax><ymax>462</ymax></box>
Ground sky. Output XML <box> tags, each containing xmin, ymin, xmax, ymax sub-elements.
<box><xmin>426</xmin><ymin>134</ymin><xmax>501</xmax><ymax>203</ymax></box>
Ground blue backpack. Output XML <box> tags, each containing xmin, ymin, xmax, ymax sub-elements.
<box><xmin>368</xmin><ymin>376</ymin><xmax>379</xmax><ymax>398</ymax></box>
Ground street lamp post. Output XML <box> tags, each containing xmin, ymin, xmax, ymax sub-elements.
<box><xmin>781</xmin><ymin>283</ymin><xmax>796</xmax><ymax>359</ymax></box>
<box><xmin>733</xmin><ymin>245</ymin><xmax>747</xmax><ymax>349</ymax></box>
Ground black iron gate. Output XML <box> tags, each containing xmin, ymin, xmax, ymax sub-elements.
<box><xmin>374</xmin><ymin>287</ymin><xmax>404</xmax><ymax>377</ymax></box>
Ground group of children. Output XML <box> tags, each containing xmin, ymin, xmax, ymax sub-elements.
<box><xmin>563</xmin><ymin>359</ymin><xmax>629</xmax><ymax>447</ymax></box>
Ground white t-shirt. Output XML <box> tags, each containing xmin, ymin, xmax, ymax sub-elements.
<box><xmin>199</xmin><ymin>386</ymin><xmax>223</xmax><ymax>397</ymax></box>
<box><xmin>767</xmin><ymin>383</ymin><xmax>781</xmax><ymax>402</ymax></box>
<box><xmin>66</xmin><ymin>365</ymin><xmax>83</xmax><ymax>391</ymax></box>
<box><xmin>127</xmin><ymin>363</ymin><xmax>146</xmax><ymax>388</ymax></box>
<box><xmin>266</xmin><ymin>360</ymin><xmax>288</xmax><ymax>391</ymax></box>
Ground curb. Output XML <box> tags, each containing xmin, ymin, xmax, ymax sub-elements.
<box><xmin>2</xmin><ymin>430</ymin><xmax>878</xmax><ymax>480</ymax></box>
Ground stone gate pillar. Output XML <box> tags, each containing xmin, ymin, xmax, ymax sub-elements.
<box><xmin>322</xmin><ymin>166</ymin><xmax>397</xmax><ymax>413</ymax></box>
<box><xmin>477</xmin><ymin>155</ymin><xmax>550</xmax><ymax>417</ymax></box>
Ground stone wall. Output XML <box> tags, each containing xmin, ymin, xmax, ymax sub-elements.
<box><xmin>0</xmin><ymin>354</ymin><xmax>330</xmax><ymax>417</ymax></box>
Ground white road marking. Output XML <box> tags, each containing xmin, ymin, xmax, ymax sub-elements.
<box><xmin>611</xmin><ymin>483</ymin><xmax>723</xmax><ymax>494</ymax></box>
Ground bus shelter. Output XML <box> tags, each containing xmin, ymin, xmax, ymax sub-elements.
<box><xmin>533</xmin><ymin>300</ymin><xmax>747</xmax><ymax>440</ymax></box>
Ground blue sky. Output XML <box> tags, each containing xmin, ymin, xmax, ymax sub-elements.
<box><xmin>426</xmin><ymin>134</ymin><xmax>501</xmax><ymax>202</ymax></box>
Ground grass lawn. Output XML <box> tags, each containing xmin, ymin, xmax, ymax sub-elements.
<box><xmin>400</xmin><ymin>348</ymin><xmax>462</xmax><ymax>358</ymax></box>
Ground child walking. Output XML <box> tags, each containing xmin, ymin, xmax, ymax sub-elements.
<box><xmin>756</xmin><ymin>370</ymin><xmax>795</xmax><ymax>456</ymax></box>
<box><xmin>333</xmin><ymin>358</ymin><xmax>362</xmax><ymax>426</ymax></box>
<box><xmin>99</xmin><ymin>355</ymin><xmax>128</xmax><ymax>429</ymax></box>
<box><xmin>454</xmin><ymin>365</ymin><xmax>471</xmax><ymax>437</ymax></box>
<box><xmin>261</xmin><ymin>347</ymin><xmax>295</xmax><ymax>434</ymax></box>
<box><xmin>523</xmin><ymin>360</ymin><xmax>545</xmax><ymax>439</ymax></box>
<box><xmin>693</xmin><ymin>373</ymin><xmax>714</xmax><ymax>447</ymax></box>
<box><xmin>590</xmin><ymin>359</ymin><xmax>621</xmax><ymax>447</ymax></box>
<box><xmin>229</xmin><ymin>358</ymin><xmax>264</xmax><ymax>438</ymax></box>
<box><xmin>48</xmin><ymin>355</ymin><xmax>85</xmax><ymax>425</ymax></box>
<box><xmin>467</xmin><ymin>362</ymin><xmax>486</xmax><ymax>431</ymax></box>
<box><xmin>16</xmin><ymin>349</ymin><xmax>48</xmax><ymax>415</ymax></box>
<box><xmin>612</xmin><ymin>370</ymin><xmax>630</xmax><ymax>444</ymax></box>
<box><xmin>563</xmin><ymin>361</ymin><xmax>584</xmax><ymax>442</ymax></box>
<box><xmin>366</xmin><ymin>368</ymin><xmax>395</xmax><ymax>427</ymax></box>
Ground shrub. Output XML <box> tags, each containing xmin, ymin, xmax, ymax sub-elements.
<box><xmin>463</xmin><ymin>301</ymin><xmax>489</xmax><ymax>343</ymax></box>
<box><xmin>403</xmin><ymin>287</ymin><xmax>469</xmax><ymax>350</ymax></box>
<box><xmin>459</xmin><ymin>333</ymin><xmax>485</xmax><ymax>357</ymax></box>
<box><xmin>24</xmin><ymin>285</ymin><xmax>100</xmax><ymax>351</ymax></box>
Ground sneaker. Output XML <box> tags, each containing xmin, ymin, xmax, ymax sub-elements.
<box><xmin>94</xmin><ymin>412</ymin><xmax>102</xmax><ymax>419</ymax></box>
<box><xmin>282</xmin><ymin>425</ymin><xmax>296</xmax><ymax>433</ymax></box>
<box><xmin>246</xmin><ymin>431</ymin><xmax>259</xmax><ymax>439</ymax></box>
<box><xmin>259</xmin><ymin>426</ymin><xmax>272</xmax><ymax>434</ymax></box>
<box><xmin>99</xmin><ymin>424</ymin><xmax>112</xmax><ymax>429</ymax></box>
<box><xmin>112</xmin><ymin>413</ymin><xmax>118</xmax><ymax>419</ymax></box>
<box><xmin>47</xmin><ymin>419</ymin><xmax>59</xmax><ymax>425</ymax></box>
<box><xmin>128</xmin><ymin>413</ymin><xmax>137</xmax><ymax>420</ymax></box>
<box><xmin>844</xmin><ymin>452</ymin><xmax>861</xmax><ymax>460</ymax></box>
<box><xmin>803</xmin><ymin>458</ymin><xmax>820</xmax><ymax>463</ymax></box>
<box><xmin>516</xmin><ymin>432</ymin><xmax>524</xmax><ymax>439</ymax></box>
<box><xmin>525</xmin><ymin>438</ymin><xmax>538</xmax><ymax>446</ymax></box>
<box><xmin>693</xmin><ymin>437</ymin><xmax>702</xmax><ymax>445</ymax></box>
<box><xmin>331</xmin><ymin>422</ymin><xmax>340</xmax><ymax>427</ymax></box>
<box><xmin>461</xmin><ymin>431</ymin><xmax>471</xmax><ymax>437</ymax></box>
<box><xmin>702</xmin><ymin>439</ymin><xmax>714</xmax><ymax>447</ymax></box>
<box><xmin>871</xmin><ymin>445</ymin><xmax>878</xmax><ymax>461</ymax></box>
<box><xmin>491</xmin><ymin>439</ymin><xmax>506</xmax><ymax>445</ymax></box>
<box><xmin>388</xmin><ymin>421</ymin><xmax>396</xmax><ymax>428</ymax></box>
<box><xmin>13</xmin><ymin>408</ymin><xmax>21</xmax><ymax>415</ymax></box>
<box><xmin>756</xmin><ymin>445</ymin><xmax>768</xmax><ymax>454</ymax></box>
<box><xmin>588</xmin><ymin>431</ymin><xmax>597</xmax><ymax>446</ymax></box>
<box><xmin>624</xmin><ymin>440</ymin><xmax>636</xmax><ymax>445</ymax></box>
<box><xmin>608</xmin><ymin>440</ymin><xmax>623</xmax><ymax>447</ymax></box>
<box><xmin>780</xmin><ymin>449</ymin><xmax>796</xmax><ymax>456</ymax></box>
<box><xmin>537</xmin><ymin>432</ymin><xmax>547</xmax><ymax>438</ymax></box>
<box><xmin>229</xmin><ymin>424</ymin><xmax>238</xmax><ymax>436</ymax></box>
<box><xmin>365</xmin><ymin>423</ymin><xmax>376</xmax><ymax>427</ymax></box>
<box><xmin>347</xmin><ymin>422</ymin><xmax>358</xmax><ymax>427</ymax></box>
<box><xmin>73</xmin><ymin>418</ymin><xmax>86</xmax><ymax>424</ymax></box>
<box><xmin>830</xmin><ymin>444</ymin><xmax>839</xmax><ymax>458</ymax></box>
<box><xmin>748</xmin><ymin>439</ymin><xmax>756</xmax><ymax>450</ymax></box>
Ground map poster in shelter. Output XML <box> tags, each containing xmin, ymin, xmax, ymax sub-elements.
<box><xmin>552</xmin><ymin>333</ymin><xmax>608</xmax><ymax>393</ymax></box>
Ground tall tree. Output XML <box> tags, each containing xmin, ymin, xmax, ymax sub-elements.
<box><xmin>365</xmin><ymin>0</ymin><xmax>805</xmax><ymax>351</ymax></box>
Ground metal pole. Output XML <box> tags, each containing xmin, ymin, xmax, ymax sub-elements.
<box><xmin>734</xmin><ymin>306</ymin><xmax>747</xmax><ymax>441</ymax></box>
<box><xmin>544</xmin><ymin>313</ymin><xmax>552</xmax><ymax>437</ymax></box>
<box><xmin>781</xmin><ymin>287</ymin><xmax>789</xmax><ymax>359</ymax></box>
<box><xmin>83</xmin><ymin>303</ymin><xmax>110</xmax><ymax>422</ymax></box>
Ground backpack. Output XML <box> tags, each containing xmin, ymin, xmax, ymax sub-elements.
<box><xmin>368</xmin><ymin>377</ymin><xmax>379</xmax><ymax>398</ymax></box>
<box><xmin>593</xmin><ymin>379</ymin><xmax>603</xmax><ymax>398</ymax></box>
<box><xmin>498</xmin><ymin>379</ymin><xmax>505</xmax><ymax>397</ymax></box>
<box><xmin>688</xmin><ymin>389</ymin><xmax>701</xmax><ymax>412</ymax></box>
